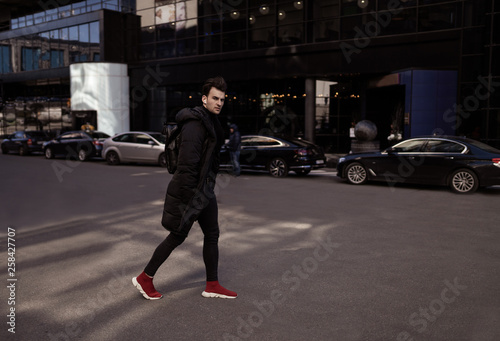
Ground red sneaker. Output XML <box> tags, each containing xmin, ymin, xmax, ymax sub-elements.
<box><xmin>132</xmin><ymin>272</ymin><xmax>163</xmax><ymax>300</ymax></box>
<box><xmin>202</xmin><ymin>280</ymin><xmax>237</xmax><ymax>299</ymax></box>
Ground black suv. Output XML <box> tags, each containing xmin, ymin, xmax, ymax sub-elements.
<box><xmin>1</xmin><ymin>130</ymin><xmax>50</xmax><ymax>156</ymax></box>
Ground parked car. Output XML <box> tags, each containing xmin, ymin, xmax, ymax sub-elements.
<box><xmin>220</xmin><ymin>135</ymin><xmax>326</xmax><ymax>177</ymax></box>
<box><xmin>102</xmin><ymin>131</ymin><xmax>167</xmax><ymax>167</ymax></box>
<box><xmin>43</xmin><ymin>130</ymin><xmax>110</xmax><ymax>161</ymax></box>
<box><xmin>1</xmin><ymin>130</ymin><xmax>50</xmax><ymax>155</ymax></box>
<box><xmin>337</xmin><ymin>136</ymin><xmax>500</xmax><ymax>194</ymax></box>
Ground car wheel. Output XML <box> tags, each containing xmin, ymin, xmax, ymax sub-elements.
<box><xmin>106</xmin><ymin>151</ymin><xmax>120</xmax><ymax>165</ymax></box>
<box><xmin>345</xmin><ymin>162</ymin><xmax>367</xmax><ymax>185</ymax></box>
<box><xmin>19</xmin><ymin>146</ymin><xmax>27</xmax><ymax>156</ymax></box>
<box><xmin>78</xmin><ymin>148</ymin><xmax>89</xmax><ymax>161</ymax></box>
<box><xmin>268</xmin><ymin>157</ymin><xmax>289</xmax><ymax>177</ymax></box>
<box><xmin>294</xmin><ymin>169</ymin><xmax>311</xmax><ymax>176</ymax></box>
<box><xmin>45</xmin><ymin>147</ymin><xmax>54</xmax><ymax>159</ymax></box>
<box><xmin>159</xmin><ymin>153</ymin><xmax>167</xmax><ymax>167</ymax></box>
<box><xmin>449</xmin><ymin>168</ymin><xmax>478</xmax><ymax>194</ymax></box>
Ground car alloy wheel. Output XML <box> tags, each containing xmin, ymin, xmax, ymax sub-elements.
<box><xmin>269</xmin><ymin>157</ymin><xmax>289</xmax><ymax>177</ymax></box>
<box><xmin>346</xmin><ymin>162</ymin><xmax>367</xmax><ymax>185</ymax></box>
<box><xmin>106</xmin><ymin>151</ymin><xmax>120</xmax><ymax>165</ymax></box>
<box><xmin>78</xmin><ymin>148</ymin><xmax>89</xmax><ymax>161</ymax></box>
<box><xmin>45</xmin><ymin>147</ymin><xmax>54</xmax><ymax>159</ymax></box>
<box><xmin>450</xmin><ymin>168</ymin><xmax>478</xmax><ymax>194</ymax></box>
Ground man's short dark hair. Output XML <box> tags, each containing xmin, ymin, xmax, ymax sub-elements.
<box><xmin>202</xmin><ymin>76</ymin><xmax>227</xmax><ymax>96</ymax></box>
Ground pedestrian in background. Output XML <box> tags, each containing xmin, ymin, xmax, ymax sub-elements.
<box><xmin>227</xmin><ymin>124</ymin><xmax>241</xmax><ymax>176</ymax></box>
<box><xmin>132</xmin><ymin>76</ymin><xmax>237</xmax><ymax>300</ymax></box>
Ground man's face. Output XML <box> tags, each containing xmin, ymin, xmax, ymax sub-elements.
<box><xmin>202</xmin><ymin>87</ymin><xmax>225</xmax><ymax>115</ymax></box>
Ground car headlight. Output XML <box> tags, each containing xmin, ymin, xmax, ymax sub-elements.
<box><xmin>338</xmin><ymin>157</ymin><xmax>345</xmax><ymax>163</ymax></box>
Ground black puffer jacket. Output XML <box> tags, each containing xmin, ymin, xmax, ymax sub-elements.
<box><xmin>161</xmin><ymin>106</ymin><xmax>221</xmax><ymax>237</ymax></box>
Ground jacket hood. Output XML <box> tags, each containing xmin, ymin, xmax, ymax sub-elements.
<box><xmin>176</xmin><ymin>106</ymin><xmax>210</xmax><ymax>125</ymax></box>
<box><xmin>229</xmin><ymin>124</ymin><xmax>239</xmax><ymax>131</ymax></box>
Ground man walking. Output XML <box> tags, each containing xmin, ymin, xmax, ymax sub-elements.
<box><xmin>132</xmin><ymin>76</ymin><xmax>237</xmax><ymax>300</ymax></box>
<box><xmin>227</xmin><ymin>124</ymin><xmax>241</xmax><ymax>176</ymax></box>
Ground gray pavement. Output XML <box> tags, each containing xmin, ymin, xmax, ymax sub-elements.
<box><xmin>1</xmin><ymin>153</ymin><xmax>500</xmax><ymax>341</ymax></box>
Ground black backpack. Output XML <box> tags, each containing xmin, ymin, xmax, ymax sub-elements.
<box><xmin>162</xmin><ymin>122</ymin><xmax>182</xmax><ymax>174</ymax></box>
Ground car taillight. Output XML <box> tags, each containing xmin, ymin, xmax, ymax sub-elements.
<box><xmin>295</xmin><ymin>148</ymin><xmax>310</xmax><ymax>156</ymax></box>
<box><xmin>93</xmin><ymin>140</ymin><xmax>102</xmax><ymax>146</ymax></box>
<box><xmin>493</xmin><ymin>158</ymin><xmax>500</xmax><ymax>167</ymax></box>
<box><xmin>27</xmin><ymin>139</ymin><xmax>32</xmax><ymax>146</ymax></box>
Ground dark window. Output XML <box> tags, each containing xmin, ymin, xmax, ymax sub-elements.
<box><xmin>223</xmin><ymin>31</ymin><xmax>246</xmax><ymax>52</ymax></box>
<box><xmin>425</xmin><ymin>140</ymin><xmax>465</xmax><ymax>153</ymax></box>
<box><xmin>393</xmin><ymin>140</ymin><xmax>426</xmax><ymax>152</ymax></box>
<box><xmin>0</xmin><ymin>45</ymin><xmax>12</xmax><ymax>73</ymax></box>
<box><xmin>199</xmin><ymin>34</ymin><xmax>220</xmax><ymax>54</ymax></box>
<box><xmin>135</xmin><ymin>134</ymin><xmax>152</xmax><ymax>144</ymax></box>
<box><xmin>313</xmin><ymin>19</ymin><xmax>340</xmax><ymax>42</ymax></box>
<box><xmin>341</xmin><ymin>0</ymin><xmax>375</xmax><ymax>15</ymax></box>
<box><xmin>418</xmin><ymin>4</ymin><xmax>460</xmax><ymax>32</ymax></box>
<box><xmin>114</xmin><ymin>134</ymin><xmax>134</xmax><ymax>143</ymax></box>
<box><xmin>141</xmin><ymin>27</ymin><xmax>156</xmax><ymax>44</ymax></box>
<box><xmin>378</xmin><ymin>9</ymin><xmax>417</xmax><ymax>36</ymax></box>
<box><xmin>157</xmin><ymin>23</ymin><xmax>175</xmax><ymax>41</ymax></box>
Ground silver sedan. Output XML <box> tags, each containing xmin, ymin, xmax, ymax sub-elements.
<box><xmin>102</xmin><ymin>131</ymin><xmax>166</xmax><ymax>167</ymax></box>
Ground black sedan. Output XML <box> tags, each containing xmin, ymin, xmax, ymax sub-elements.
<box><xmin>337</xmin><ymin>136</ymin><xmax>500</xmax><ymax>193</ymax></box>
<box><xmin>43</xmin><ymin>130</ymin><xmax>110</xmax><ymax>161</ymax></box>
<box><xmin>221</xmin><ymin>135</ymin><xmax>326</xmax><ymax>177</ymax></box>
<box><xmin>1</xmin><ymin>130</ymin><xmax>50</xmax><ymax>155</ymax></box>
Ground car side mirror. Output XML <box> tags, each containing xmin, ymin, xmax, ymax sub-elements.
<box><xmin>386</xmin><ymin>147</ymin><xmax>395</xmax><ymax>154</ymax></box>
<box><xmin>148</xmin><ymin>140</ymin><xmax>156</xmax><ymax>146</ymax></box>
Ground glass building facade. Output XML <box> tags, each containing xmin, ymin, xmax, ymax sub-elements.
<box><xmin>1</xmin><ymin>0</ymin><xmax>499</xmax><ymax>151</ymax></box>
<box><xmin>0</xmin><ymin>0</ymin><xmax>139</xmax><ymax>133</ymax></box>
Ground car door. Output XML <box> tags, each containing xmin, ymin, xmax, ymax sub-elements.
<box><xmin>134</xmin><ymin>133</ymin><xmax>159</xmax><ymax>162</ymax></box>
<box><xmin>53</xmin><ymin>132</ymin><xmax>77</xmax><ymax>156</ymax></box>
<box><xmin>8</xmin><ymin>132</ymin><xmax>23</xmax><ymax>152</ymax></box>
<box><xmin>371</xmin><ymin>139</ymin><xmax>428</xmax><ymax>183</ymax></box>
<box><xmin>239</xmin><ymin>137</ymin><xmax>260</xmax><ymax>167</ymax></box>
<box><xmin>414</xmin><ymin>139</ymin><xmax>467</xmax><ymax>184</ymax></box>
<box><xmin>113</xmin><ymin>133</ymin><xmax>138</xmax><ymax>162</ymax></box>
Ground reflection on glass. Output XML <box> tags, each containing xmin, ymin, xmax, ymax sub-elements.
<box><xmin>90</xmin><ymin>22</ymin><xmax>99</xmax><ymax>44</ymax></box>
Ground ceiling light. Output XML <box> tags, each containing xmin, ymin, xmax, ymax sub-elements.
<box><xmin>230</xmin><ymin>10</ymin><xmax>240</xmax><ymax>19</ymax></box>
<box><xmin>358</xmin><ymin>0</ymin><xmax>369</xmax><ymax>8</ymax></box>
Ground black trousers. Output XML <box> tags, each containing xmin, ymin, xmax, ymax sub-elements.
<box><xmin>144</xmin><ymin>196</ymin><xmax>220</xmax><ymax>281</ymax></box>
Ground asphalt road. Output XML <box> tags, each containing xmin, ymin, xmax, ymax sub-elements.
<box><xmin>1</xmin><ymin>153</ymin><xmax>499</xmax><ymax>341</ymax></box>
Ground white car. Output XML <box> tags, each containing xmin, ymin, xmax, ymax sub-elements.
<box><xmin>102</xmin><ymin>131</ymin><xmax>166</xmax><ymax>167</ymax></box>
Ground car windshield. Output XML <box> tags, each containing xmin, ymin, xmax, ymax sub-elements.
<box><xmin>150</xmin><ymin>133</ymin><xmax>166</xmax><ymax>144</ymax></box>
<box><xmin>466</xmin><ymin>139</ymin><xmax>500</xmax><ymax>154</ymax></box>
